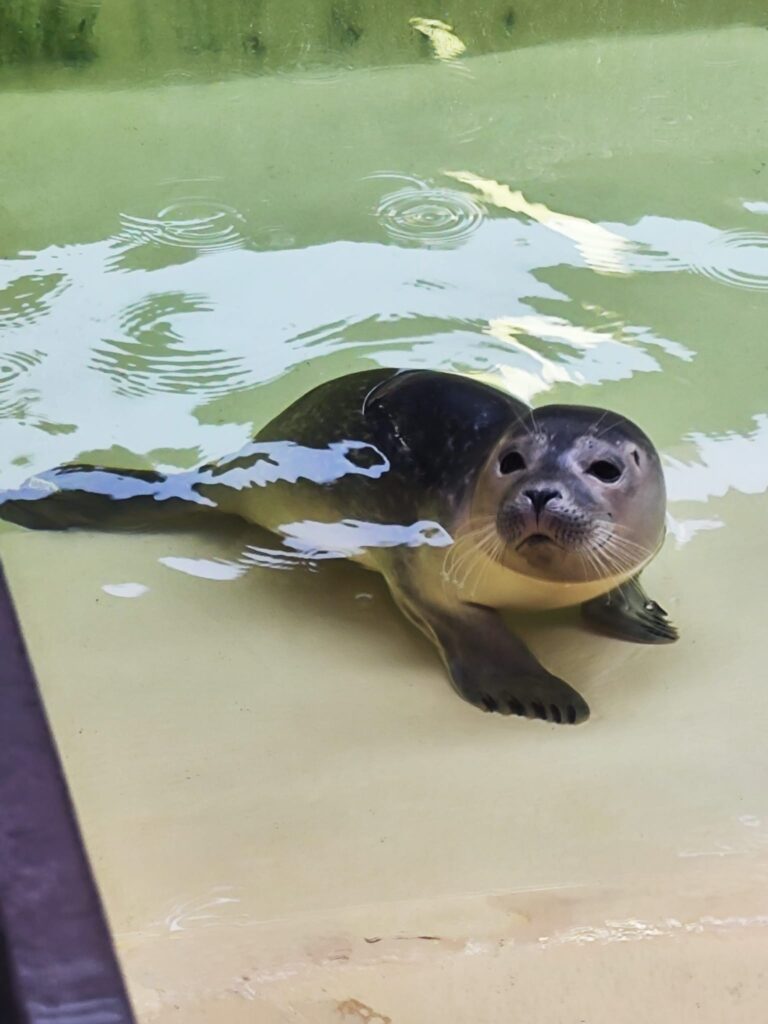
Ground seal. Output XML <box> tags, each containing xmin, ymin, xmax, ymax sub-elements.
<box><xmin>0</xmin><ymin>369</ymin><xmax>677</xmax><ymax>724</ymax></box>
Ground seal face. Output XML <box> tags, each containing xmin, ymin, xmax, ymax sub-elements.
<box><xmin>0</xmin><ymin>368</ymin><xmax>677</xmax><ymax>725</ymax></box>
<box><xmin>469</xmin><ymin>405</ymin><xmax>666</xmax><ymax>585</ymax></box>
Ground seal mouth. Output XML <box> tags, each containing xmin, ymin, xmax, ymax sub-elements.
<box><xmin>516</xmin><ymin>532</ymin><xmax>560</xmax><ymax>551</ymax></box>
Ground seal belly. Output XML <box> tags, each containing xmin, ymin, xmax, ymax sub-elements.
<box><xmin>442</xmin><ymin>547</ymin><xmax>637</xmax><ymax>611</ymax></box>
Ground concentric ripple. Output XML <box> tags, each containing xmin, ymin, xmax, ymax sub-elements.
<box><xmin>374</xmin><ymin>180</ymin><xmax>484</xmax><ymax>249</ymax></box>
<box><xmin>276</xmin><ymin>47</ymin><xmax>353</xmax><ymax>86</ymax></box>
<box><xmin>118</xmin><ymin>199</ymin><xmax>248</xmax><ymax>257</ymax></box>
<box><xmin>0</xmin><ymin>350</ymin><xmax>45</xmax><ymax>392</ymax></box>
<box><xmin>689</xmin><ymin>230</ymin><xmax>768</xmax><ymax>292</ymax></box>
<box><xmin>91</xmin><ymin>292</ymin><xmax>250</xmax><ymax>398</ymax></box>
<box><xmin>0</xmin><ymin>349</ymin><xmax>45</xmax><ymax>419</ymax></box>
<box><xmin>0</xmin><ymin>273</ymin><xmax>67</xmax><ymax>328</ymax></box>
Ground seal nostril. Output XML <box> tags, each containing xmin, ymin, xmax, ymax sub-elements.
<box><xmin>523</xmin><ymin>488</ymin><xmax>561</xmax><ymax>516</ymax></box>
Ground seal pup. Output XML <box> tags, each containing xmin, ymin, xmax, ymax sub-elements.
<box><xmin>0</xmin><ymin>369</ymin><xmax>677</xmax><ymax>724</ymax></box>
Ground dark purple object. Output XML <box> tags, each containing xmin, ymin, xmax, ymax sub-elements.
<box><xmin>0</xmin><ymin>564</ymin><xmax>136</xmax><ymax>1023</ymax></box>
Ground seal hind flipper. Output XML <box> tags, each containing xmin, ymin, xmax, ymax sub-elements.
<box><xmin>386</xmin><ymin>570</ymin><xmax>590</xmax><ymax>724</ymax></box>
<box><xmin>581</xmin><ymin>575</ymin><xmax>678</xmax><ymax>644</ymax></box>
<box><xmin>0</xmin><ymin>465</ymin><xmax>214</xmax><ymax>531</ymax></box>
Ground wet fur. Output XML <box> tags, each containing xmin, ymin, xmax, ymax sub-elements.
<box><xmin>0</xmin><ymin>369</ymin><xmax>676</xmax><ymax>724</ymax></box>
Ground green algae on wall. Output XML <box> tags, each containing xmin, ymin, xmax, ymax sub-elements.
<box><xmin>0</xmin><ymin>0</ymin><xmax>100</xmax><ymax>65</ymax></box>
<box><xmin>3</xmin><ymin>0</ymin><xmax>768</xmax><ymax>76</ymax></box>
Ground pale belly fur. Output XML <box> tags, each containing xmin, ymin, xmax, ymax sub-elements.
<box><xmin>205</xmin><ymin>482</ymin><xmax>638</xmax><ymax>613</ymax></box>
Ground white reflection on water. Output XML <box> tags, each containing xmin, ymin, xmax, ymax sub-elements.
<box><xmin>665</xmin><ymin>516</ymin><xmax>723</xmax><ymax>549</ymax></box>
<box><xmin>451</xmin><ymin>171</ymin><xmax>768</xmax><ymax>291</ymax></box>
<box><xmin>0</xmin><ymin>216</ymin><xmax>687</xmax><ymax>485</ymax></box>
<box><xmin>484</xmin><ymin>314</ymin><xmax>693</xmax><ymax>402</ymax></box>
<box><xmin>159</xmin><ymin>557</ymin><xmax>247</xmax><ymax>581</ymax></box>
<box><xmin>102</xmin><ymin>582</ymin><xmax>150</xmax><ymax>598</ymax></box>
<box><xmin>158</xmin><ymin>888</ymin><xmax>243</xmax><ymax>934</ymax></box>
<box><xmin>0</xmin><ymin>181</ymin><xmax>766</xmax><ymax>543</ymax></box>
<box><xmin>277</xmin><ymin>518</ymin><xmax>452</xmax><ymax>558</ymax></box>
<box><xmin>664</xmin><ymin>416</ymin><xmax>768</xmax><ymax>503</ymax></box>
<box><xmin>447</xmin><ymin>171</ymin><xmax>639</xmax><ymax>276</ymax></box>
<box><xmin>159</xmin><ymin>519</ymin><xmax>452</xmax><ymax>582</ymax></box>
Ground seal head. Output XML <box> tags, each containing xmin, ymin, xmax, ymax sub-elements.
<box><xmin>469</xmin><ymin>405</ymin><xmax>666</xmax><ymax>585</ymax></box>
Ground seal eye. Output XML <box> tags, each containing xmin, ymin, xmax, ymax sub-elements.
<box><xmin>499</xmin><ymin>450</ymin><xmax>526</xmax><ymax>474</ymax></box>
<box><xmin>587</xmin><ymin>459</ymin><xmax>622</xmax><ymax>483</ymax></box>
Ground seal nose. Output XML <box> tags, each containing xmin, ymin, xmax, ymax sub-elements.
<box><xmin>523</xmin><ymin>487</ymin><xmax>561</xmax><ymax>517</ymax></box>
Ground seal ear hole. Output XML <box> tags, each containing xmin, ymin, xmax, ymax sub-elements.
<box><xmin>499</xmin><ymin>450</ymin><xmax>526</xmax><ymax>474</ymax></box>
<box><xmin>586</xmin><ymin>459</ymin><xmax>622</xmax><ymax>483</ymax></box>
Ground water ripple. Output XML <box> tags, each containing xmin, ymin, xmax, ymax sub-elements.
<box><xmin>276</xmin><ymin>52</ymin><xmax>352</xmax><ymax>86</ymax></box>
<box><xmin>0</xmin><ymin>273</ymin><xmax>66</xmax><ymax>328</ymax></box>
<box><xmin>374</xmin><ymin>179</ymin><xmax>484</xmax><ymax>249</ymax></box>
<box><xmin>689</xmin><ymin>230</ymin><xmax>768</xmax><ymax>292</ymax></box>
<box><xmin>118</xmin><ymin>199</ymin><xmax>248</xmax><ymax>257</ymax></box>
<box><xmin>0</xmin><ymin>349</ymin><xmax>44</xmax><ymax>419</ymax></box>
<box><xmin>0</xmin><ymin>350</ymin><xmax>45</xmax><ymax>392</ymax></box>
<box><xmin>91</xmin><ymin>292</ymin><xmax>250</xmax><ymax>398</ymax></box>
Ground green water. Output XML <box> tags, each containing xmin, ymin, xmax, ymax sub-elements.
<box><xmin>2</xmin><ymin>4</ymin><xmax>768</xmax><ymax>1018</ymax></box>
<box><xmin>1</xmin><ymin>6</ymin><xmax>767</xmax><ymax>518</ymax></box>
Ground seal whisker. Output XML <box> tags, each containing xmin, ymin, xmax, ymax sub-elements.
<box><xmin>442</xmin><ymin>541</ymin><xmax>475</xmax><ymax>588</ymax></box>
<box><xmin>505</xmin><ymin>408</ymin><xmax>535</xmax><ymax>440</ymax></box>
<box><xmin>527</xmin><ymin>405</ymin><xmax>539</xmax><ymax>436</ymax></box>
<box><xmin>599</xmin><ymin>533</ymin><xmax>654</xmax><ymax>568</ymax></box>
<box><xmin>591</xmin><ymin>415</ymin><xmax>621</xmax><ymax>440</ymax></box>
<box><xmin>588</xmin><ymin>550</ymin><xmax>607</xmax><ymax>582</ymax></box>
<box><xmin>607</xmin><ymin>549</ymin><xmax>642</xmax><ymax>576</ymax></box>
<box><xmin>587</xmin><ymin>408</ymin><xmax>611</xmax><ymax>437</ymax></box>
<box><xmin>466</xmin><ymin>532</ymin><xmax>505</xmax><ymax>597</ymax></box>
<box><xmin>446</xmin><ymin>523</ymin><xmax>495</xmax><ymax>572</ymax></box>
<box><xmin>590</xmin><ymin>539</ymin><xmax>633</xmax><ymax>577</ymax></box>
<box><xmin>583</xmin><ymin>545</ymin><xmax>608</xmax><ymax>581</ymax></box>
<box><xmin>474</xmin><ymin>534</ymin><xmax>509</xmax><ymax>597</ymax></box>
<box><xmin>605</xmin><ymin>534</ymin><xmax>647</xmax><ymax>558</ymax></box>
<box><xmin>462</xmin><ymin>525</ymin><xmax>501</xmax><ymax>591</ymax></box>
<box><xmin>605</xmin><ymin>520</ymin><xmax>655</xmax><ymax>549</ymax></box>
<box><xmin>458</xmin><ymin>520</ymin><xmax>507</xmax><ymax>595</ymax></box>
<box><xmin>588</xmin><ymin>539</ymin><xmax>620</xmax><ymax>580</ymax></box>
<box><xmin>442</xmin><ymin>521</ymin><xmax>497</xmax><ymax>589</ymax></box>
<box><xmin>604</xmin><ymin>536</ymin><xmax>651</xmax><ymax>556</ymax></box>
<box><xmin>603</xmin><ymin>530</ymin><xmax>653</xmax><ymax>555</ymax></box>
<box><xmin>576</xmin><ymin>550</ymin><xmax>589</xmax><ymax>582</ymax></box>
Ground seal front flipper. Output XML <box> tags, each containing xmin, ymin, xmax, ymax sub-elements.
<box><xmin>439</xmin><ymin>607</ymin><xmax>590</xmax><ymax>724</ymax></box>
<box><xmin>581</xmin><ymin>575</ymin><xmax>678</xmax><ymax>644</ymax></box>
<box><xmin>387</xmin><ymin>575</ymin><xmax>589</xmax><ymax>724</ymax></box>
